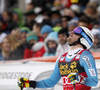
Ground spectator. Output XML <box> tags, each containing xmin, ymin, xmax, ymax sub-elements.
<box><xmin>56</xmin><ymin>28</ymin><xmax>69</xmax><ymax>56</ymax></box>
<box><xmin>61</xmin><ymin>16</ymin><xmax>72</xmax><ymax>29</ymax></box>
<box><xmin>2</xmin><ymin>10</ymin><xmax>18</xmax><ymax>31</ymax></box>
<box><xmin>90</xmin><ymin>34</ymin><xmax>100</xmax><ymax>52</ymax></box>
<box><xmin>52</xmin><ymin>19</ymin><xmax>62</xmax><ymax>32</ymax></box>
<box><xmin>13</xmin><ymin>8</ymin><xmax>24</xmax><ymax>28</ymax></box>
<box><xmin>63</xmin><ymin>8</ymin><xmax>76</xmax><ymax>18</ymax></box>
<box><xmin>53</xmin><ymin>19</ymin><xmax>62</xmax><ymax>27</ymax></box>
<box><xmin>20</xmin><ymin>27</ymin><xmax>30</xmax><ymax>44</ymax></box>
<box><xmin>32</xmin><ymin>23</ymin><xmax>44</xmax><ymax>41</ymax></box>
<box><xmin>44</xmin><ymin>32</ymin><xmax>58</xmax><ymax>57</ymax></box>
<box><xmin>0</xmin><ymin>15</ymin><xmax>10</xmax><ymax>34</ymax></box>
<box><xmin>78</xmin><ymin>15</ymin><xmax>90</xmax><ymax>28</ymax></box>
<box><xmin>48</xmin><ymin>8</ymin><xmax>61</xmax><ymax>26</ymax></box>
<box><xmin>24</xmin><ymin>31</ymin><xmax>45</xmax><ymax>59</ymax></box>
<box><xmin>87</xmin><ymin>1</ymin><xmax>99</xmax><ymax>8</ymax></box>
<box><xmin>24</xmin><ymin>9</ymin><xmax>36</xmax><ymax>30</ymax></box>
<box><xmin>26</xmin><ymin>3</ymin><xmax>34</xmax><ymax>12</ymax></box>
<box><xmin>41</xmin><ymin>25</ymin><xmax>53</xmax><ymax>40</ymax></box>
<box><xmin>39</xmin><ymin>8</ymin><xmax>50</xmax><ymax>19</ymax></box>
<box><xmin>84</xmin><ymin>3</ymin><xmax>98</xmax><ymax>22</ymax></box>
<box><xmin>1</xmin><ymin>35</ymin><xmax>25</xmax><ymax>60</ymax></box>
<box><xmin>42</xmin><ymin>18</ymin><xmax>52</xmax><ymax>26</ymax></box>
<box><xmin>10</xmin><ymin>27</ymin><xmax>21</xmax><ymax>42</ymax></box>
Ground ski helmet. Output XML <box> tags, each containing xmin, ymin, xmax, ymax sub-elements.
<box><xmin>73</xmin><ymin>26</ymin><xmax>94</xmax><ymax>49</ymax></box>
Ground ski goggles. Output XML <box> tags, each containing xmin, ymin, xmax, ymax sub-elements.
<box><xmin>73</xmin><ymin>27</ymin><xmax>93</xmax><ymax>46</ymax></box>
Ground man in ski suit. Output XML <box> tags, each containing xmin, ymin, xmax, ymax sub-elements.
<box><xmin>18</xmin><ymin>26</ymin><xmax>98</xmax><ymax>90</ymax></box>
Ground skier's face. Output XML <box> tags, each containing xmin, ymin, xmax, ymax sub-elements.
<box><xmin>67</xmin><ymin>31</ymin><xmax>80</xmax><ymax>45</ymax></box>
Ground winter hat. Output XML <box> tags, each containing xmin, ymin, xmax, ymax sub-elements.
<box><xmin>20</xmin><ymin>27</ymin><xmax>30</xmax><ymax>33</ymax></box>
<box><xmin>41</xmin><ymin>25</ymin><xmax>53</xmax><ymax>35</ymax></box>
<box><xmin>68</xmin><ymin>21</ymin><xmax>78</xmax><ymax>27</ymax></box>
<box><xmin>53</xmin><ymin>26</ymin><xmax>62</xmax><ymax>32</ymax></box>
<box><xmin>45</xmin><ymin>32</ymin><xmax>59</xmax><ymax>44</ymax></box>
<box><xmin>58</xmin><ymin>28</ymin><xmax>69</xmax><ymax>36</ymax></box>
<box><xmin>26</xmin><ymin>31</ymin><xmax>38</xmax><ymax>42</ymax></box>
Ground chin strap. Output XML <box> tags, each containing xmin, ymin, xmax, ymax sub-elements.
<box><xmin>69</xmin><ymin>37</ymin><xmax>86</xmax><ymax>49</ymax></box>
<box><xmin>69</xmin><ymin>38</ymin><xmax>81</xmax><ymax>46</ymax></box>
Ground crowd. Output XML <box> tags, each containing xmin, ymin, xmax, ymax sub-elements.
<box><xmin>0</xmin><ymin>0</ymin><xmax>100</xmax><ymax>61</ymax></box>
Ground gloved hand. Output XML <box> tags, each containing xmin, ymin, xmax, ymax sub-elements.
<box><xmin>17</xmin><ymin>78</ymin><xmax>36</xmax><ymax>90</ymax></box>
<box><xmin>68</xmin><ymin>73</ymin><xmax>86</xmax><ymax>84</ymax></box>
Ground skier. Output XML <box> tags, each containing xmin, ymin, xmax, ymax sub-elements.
<box><xmin>18</xmin><ymin>26</ymin><xmax>98</xmax><ymax>90</ymax></box>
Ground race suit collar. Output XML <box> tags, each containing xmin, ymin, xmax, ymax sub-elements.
<box><xmin>67</xmin><ymin>48</ymin><xmax>83</xmax><ymax>58</ymax></box>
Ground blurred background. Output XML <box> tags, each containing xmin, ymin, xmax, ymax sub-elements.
<box><xmin>0</xmin><ymin>0</ymin><xmax>100</xmax><ymax>61</ymax></box>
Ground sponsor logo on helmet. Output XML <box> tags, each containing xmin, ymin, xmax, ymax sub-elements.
<box><xmin>81</xmin><ymin>32</ymin><xmax>93</xmax><ymax>46</ymax></box>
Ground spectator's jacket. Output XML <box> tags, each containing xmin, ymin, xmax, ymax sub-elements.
<box><xmin>0</xmin><ymin>23</ymin><xmax>10</xmax><ymax>34</ymax></box>
<box><xmin>24</xmin><ymin>42</ymin><xmax>45</xmax><ymax>59</ymax></box>
<box><xmin>38</xmin><ymin>36</ymin><xmax>44</xmax><ymax>42</ymax></box>
<box><xmin>56</xmin><ymin>42</ymin><xmax>70</xmax><ymax>56</ymax></box>
<box><xmin>43</xmin><ymin>52</ymin><xmax>56</xmax><ymax>57</ymax></box>
<box><xmin>5</xmin><ymin>44</ymin><xmax>25</xmax><ymax>60</ymax></box>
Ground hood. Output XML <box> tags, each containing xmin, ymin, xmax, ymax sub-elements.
<box><xmin>13</xmin><ymin>8</ymin><xmax>23</xmax><ymax>27</ymax></box>
<box><xmin>44</xmin><ymin>32</ymin><xmax>59</xmax><ymax>44</ymax></box>
<box><xmin>44</xmin><ymin>32</ymin><xmax>59</xmax><ymax>51</ymax></box>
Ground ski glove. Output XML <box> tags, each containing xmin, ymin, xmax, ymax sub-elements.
<box><xmin>68</xmin><ymin>73</ymin><xmax>86</xmax><ymax>84</ymax></box>
<box><xmin>18</xmin><ymin>78</ymin><xmax>36</xmax><ymax>89</ymax></box>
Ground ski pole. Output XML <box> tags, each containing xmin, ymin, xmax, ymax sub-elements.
<box><xmin>73</xmin><ymin>84</ymin><xmax>75</xmax><ymax>90</ymax></box>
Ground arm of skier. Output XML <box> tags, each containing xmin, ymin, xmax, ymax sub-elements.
<box><xmin>36</xmin><ymin>57</ymin><xmax>61</xmax><ymax>88</ymax></box>
<box><xmin>80</xmin><ymin>51</ymin><xmax>98</xmax><ymax>86</ymax></box>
